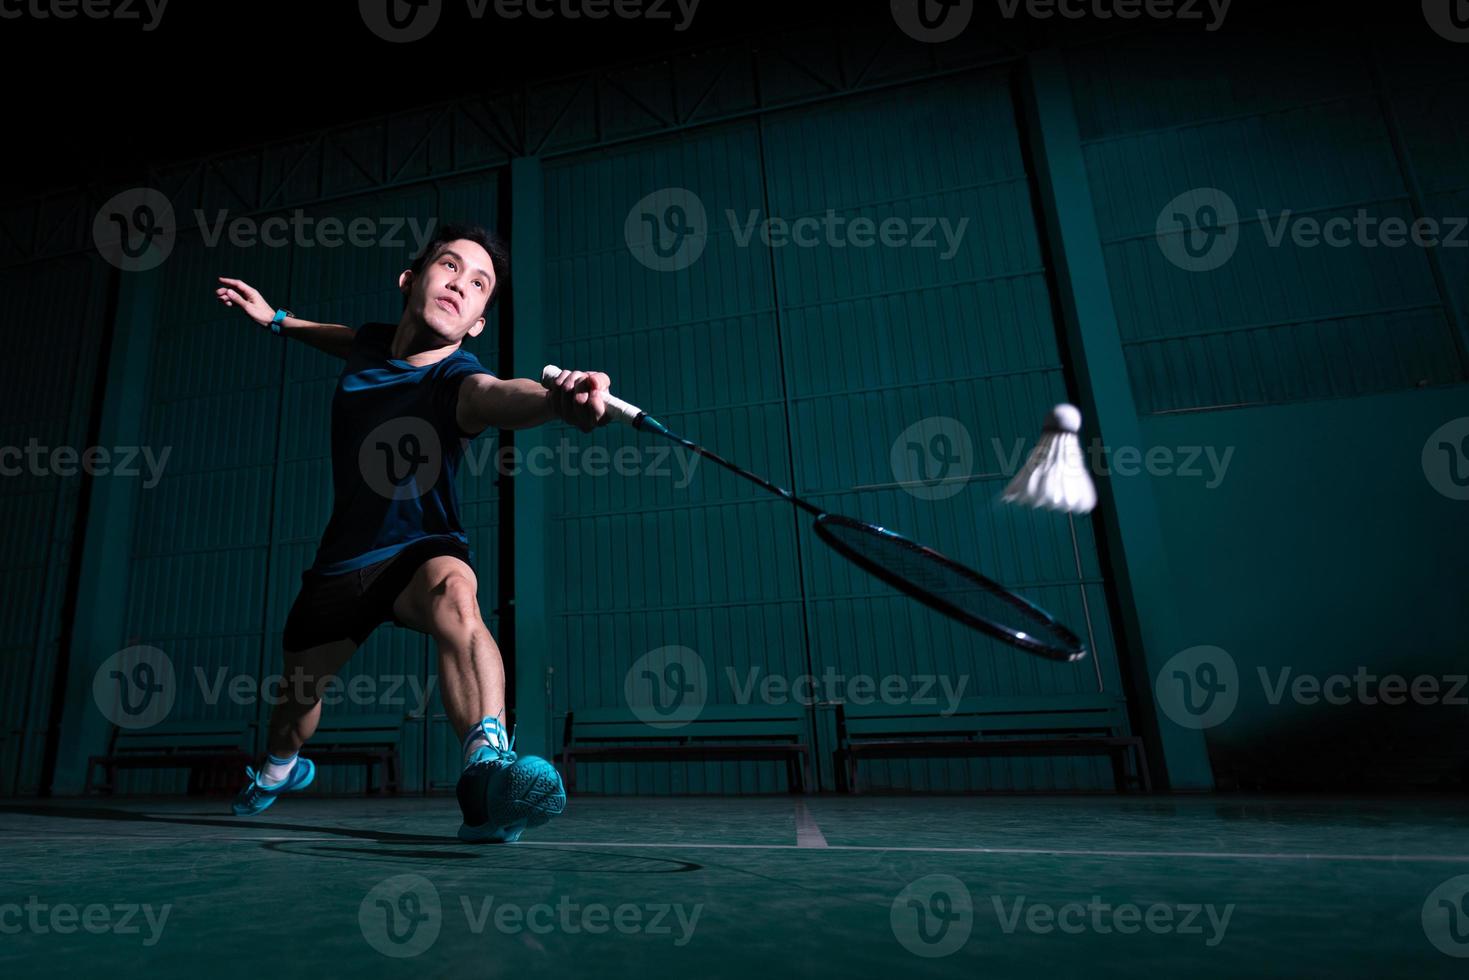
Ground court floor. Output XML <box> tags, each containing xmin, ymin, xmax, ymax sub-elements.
<box><xmin>1</xmin><ymin>794</ymin><xmax>1465</xmax><ymax>977</ymax></box>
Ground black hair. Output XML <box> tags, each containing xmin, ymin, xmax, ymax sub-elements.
<box><xmin>403</xmin><ymin>221</ymin><xmax>510</xmax><ymax>319</ymax></box>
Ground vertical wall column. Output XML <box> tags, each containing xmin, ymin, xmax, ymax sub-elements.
<box><xmin>49</xmin><ymin>262</ymin><xmax>161</xmax><ymax>794</ymax></box>
<box><xmin>507</xmin><ymin>155</ymin><xmax>551</xmax><ymax>757</ymax></box>
<box><xmin>1020</xmin><ymin>50</ymin><xmax>1213</xmax><ymax>790</ymax></box>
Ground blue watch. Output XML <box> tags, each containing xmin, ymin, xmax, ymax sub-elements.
<box><xmin>269</xmin><ymin>308</ymin><xmax>293</xmax><ymax>336</ymax></box>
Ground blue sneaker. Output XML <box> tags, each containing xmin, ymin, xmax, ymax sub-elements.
<box><xmin>456</xmin><ymin>721</ymin><xmax>566</xmax><ymax>843</ymax></box>
<box><xmin>231</xmin><ymin>757</ymin><xmax>315</xmax><ymax>816</ymax></box>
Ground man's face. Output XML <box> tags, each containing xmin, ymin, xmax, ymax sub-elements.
<box><xmin>400</xmin><ymin>238</ymin><xmax>495</xmax><ymax>342</ymax></box>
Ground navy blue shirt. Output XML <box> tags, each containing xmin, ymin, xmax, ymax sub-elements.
<box><xmin>309</xmin><ymin>321</ymin><xmax>491</xmax><ymax>575</ymax></box>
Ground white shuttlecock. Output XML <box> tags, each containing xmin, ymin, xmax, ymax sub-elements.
<box><xmin>1001</xmin><ymin>404</ymin><xmax>1097</xmax><ymax>514</ymax></box>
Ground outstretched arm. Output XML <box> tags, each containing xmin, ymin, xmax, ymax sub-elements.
<box><xmin>214</xmin><ymin>276</ymin><xmax>356</xmax><ymax>360</ymax></box>
<box><xmin>456</xmin><ymin>369</ymin><xmax>611</xmax><ymax>435</ymax></box>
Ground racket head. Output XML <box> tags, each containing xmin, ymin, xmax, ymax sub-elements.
<box><xmin>813</xmin><ymin>513</ymin><xmax>1088</xmax><ymax>663</ymax></box>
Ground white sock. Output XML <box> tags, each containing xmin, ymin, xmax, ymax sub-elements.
<box><xmin>260</xmin><ymin>752</ymin><xmax>298</xmax><ymax>786</ymax></box>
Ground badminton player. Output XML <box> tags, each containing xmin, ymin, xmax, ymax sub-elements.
<box><xmin>212</xmin><ymin>223</ymin><xmax>607</xmax><ymax>843</ymax></box>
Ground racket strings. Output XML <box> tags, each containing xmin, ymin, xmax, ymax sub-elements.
<box><xmin>814</xmin><ymin>516</ymin><xmax>1085</xmax><ymax>661</ymax></box>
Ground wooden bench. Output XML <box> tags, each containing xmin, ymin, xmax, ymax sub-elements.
<box><xmin>834</xmin><ymin>696</ymin><xmax>1151</xmax><ymax>793</ymax></box>
<box><xmin>86</xmin><ymin>720</ymin><xmax>255</xmax><ymax>795</ymax></box>
<box><xmin>560</xmin><ymin>705</ymin><xmax>812</xmax><ymax>793</ymax></box>
<box><xmin>308</xmin><ymin>712</ymin><xmax>404</xmax><ymax>794</ymax></box>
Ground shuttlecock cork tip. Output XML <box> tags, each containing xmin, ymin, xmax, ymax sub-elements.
<box><xmin>1045</xmin><ymin>403</ymin><xmax>1083</xmax><ymax>434</ymax></box>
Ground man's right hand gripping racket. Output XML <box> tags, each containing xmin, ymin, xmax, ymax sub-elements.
<box><xmin>541</xmin><ymin>366</ymin><xmax>1091</xmax><ymax>663</ymax></box>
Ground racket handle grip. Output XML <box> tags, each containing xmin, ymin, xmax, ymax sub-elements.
<box><xmin>540</xmin><ymin>364</ymin><xmax>643</xmax><ymax>426</ymax></box>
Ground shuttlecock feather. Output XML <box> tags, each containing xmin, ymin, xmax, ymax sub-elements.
<box><xmin>1001</xmin><ymin>404</ymin><xmax>1097</xmax><ymax>514</ymax></box>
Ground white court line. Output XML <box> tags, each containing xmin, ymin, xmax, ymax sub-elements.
<box><xmin>5</xmin><ymin>834</ymin><xmax>1469</xmax><ymax>863</ymax></box>
<box><xmin>794</xmin><ymin>803</ymin><xmax>829</xmax><ymax>848</ymax></box>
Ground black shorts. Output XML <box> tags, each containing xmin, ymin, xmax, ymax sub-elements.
<box><xmin>281</xmin><ymin>536</ymin><xmax>473</xmax><ymax>653</ymax></box>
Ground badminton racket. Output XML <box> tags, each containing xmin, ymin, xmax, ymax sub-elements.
<box><xmin>541</xmin><ymin>366</ymin><xmax>1088</xmax><ymax>663</ymax></box>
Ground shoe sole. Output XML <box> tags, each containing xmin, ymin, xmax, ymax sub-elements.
<box><xmin>457</xmin><ymin>764</ymin><xmax>564</xmax><ymax>844</ymax></box>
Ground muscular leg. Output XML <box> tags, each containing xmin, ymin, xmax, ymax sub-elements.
<box><xmin>265</xmin><ymin>638</ymin><xmax>358</xmax><ymax>758</ymax></box>
<box><xmin>390</xmin><ymin>555</ymin><xmax>504</xmax><ymax>739</ymax></box>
